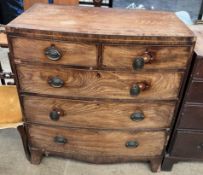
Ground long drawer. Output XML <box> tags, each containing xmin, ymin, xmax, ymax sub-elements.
<box><xmin>23</xmin><ymin>95</ymin><xmax>175</xmax><ymax>129</ymax></box>
<box><xmin>186</xmin><ymin>81</ymin><xmax>203</xmax><ymax>103</ymax></box>
<box><xmin>12</xmin><ymin>37</ymin><xmax>97</xmax><ymax>67</ymax></box>
<box><xmin>16</xmin><ymin>64</ymin><xmax>183</xmax><ymax>100</ymax></box>
<box><xmin>27</xmin><ymin>124</ymin><xmax>166</xmax><ymax>160</ymax></box>
<box><xmin>171</xmin><ymin>131</ymin><xmax>203</xmax><ymax>159</ymax></box>
<box><xmin>193</xmin><ymin>58</ymin><xmax>203</xmax><ymax>79</ymax></box>
<box><xmin>178</xmin><ymin>104</ymin><xmax>203</xmax><ymax>130</ymax></box>
<box><xmin>103</xmin><ymin>45</ymin><xmax>191</xmax><ymax>70</ymax></box>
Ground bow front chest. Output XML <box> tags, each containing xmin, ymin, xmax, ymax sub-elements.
<box><xmin>6</xmin><ymin>4</ymin><xmax>195</xmax><ymax>172</ymax></box>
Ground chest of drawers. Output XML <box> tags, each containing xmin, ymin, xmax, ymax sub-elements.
<box><xmin>6</xmin><ymin>4</ymin><xmax>195</xmax><ymax>172</ymax></box>
<box><xmin>162</xmin><ymin>25</ymin><xmax>203</xmax><ymax>171</ymax></box>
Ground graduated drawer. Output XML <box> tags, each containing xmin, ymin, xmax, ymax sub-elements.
<box><xmin>17</xmin><ymin>64</ymin><xmax>183</xmax><ymax>100</ymax></box>
<box><xmin>186</xmin><ymin>81</ymin><xmax>203</xmax><ymax>103</ymax></box>
<box><xmin>193</xmin><ymin>58</ymin><xmax>203</xmax><ymax>79</ymax></box>
<box><xmin>103</xmin><ymin>45</ymin><xmax>191</xmax><ymax>70</ymax></box>
<box><xmin>171</xmin><ymin>131</ymin><xmax>203</xmax><ymax>159</ymax></box>
<box><xmin>23</xmin><ymin>96</ymin><xmax>175</xmax><ymax>129</ymax></box>
<box><xmin>12</xmin><ymin>37</ymin><xmax>97</xmax><ymax>67</ymax></box>
<box><xmin>178</xmin><ymin>104</ymin><xmax>203</xmax><ymax>130</ymax></box>
<box><xmin>27</xmin><ymin>124</ymin><xmax>166</xmax><ymax>161</ymax></box>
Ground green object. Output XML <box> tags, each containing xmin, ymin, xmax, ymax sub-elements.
<box><xmin>133</xmin><ymin>57</ymin><xmax>145</xmax><ymax>70</ymax></box>
<box><xmin>49</xmin><ymin>110</ymin><xmax>60</xmax><ymax>121</ymax></box>
<box><xmin>48</xmin><ymin>77</ymin><xmax>64</xmax><ymax>88</ymax></box>
<box><xmin>54</xmin><ymin>136</ymin><xmax>68</xmax><ymax>144</ymax></box>
<box><xmin>130</xmin><ymin>112</ymin><xmax>145</xmax><ymax>121</ymax></box>
<box><xmin>126</xmin><ymin>141</ymin><xmax>139</xmax><ymax>148</ymax></box>
<box><xmin>130</xmin><ymin>84</ymin><xmax>140</xmax><ymax>96</ymax></box>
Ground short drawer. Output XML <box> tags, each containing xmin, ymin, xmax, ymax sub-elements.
<box><xmin>27</xmin><ymin>124</ymin><xmax>166</xmax><ymax>159</ymax></box>
<box><xmin>186</xmin><ymin>81</ymin><xmax>203</xmax><ymax>103</ymax></box>
<box><xmin>103</xmin><ymin>45</ymin><xmax>191</xmax><ymax>70</ymax></box>
<box><xmin>193</xmin><ymin>58</ymin><xmax>203</xmax><ymax>79</ymax></box>
<box><xmin>12</xmin><ymin>37</ymin><xmax>97</xmax><ymax>67</ymax></box>
<box><xmin>23</xmin><ymin>96</ymin><xmax>175</xmax><ymax>129</ymax></box>
<box><xmin>178</xmin><ymin>105</ymin><xmax>203</xmax><ymax>130</ymax></box>
<box><xmin>171</xmin><ymin>131</ymin><xmax>203</xmax><ymax>159</ymax></box>
<box><xmin>17</xmin><ymin>64</ymin><xmax>183</xmax><ymax>100</ymax></box>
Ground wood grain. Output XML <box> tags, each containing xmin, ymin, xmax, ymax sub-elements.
<box><xmin>24</xmin><ymin>0</ymin><xmax>47</xmax><ymax>10</ymax></box>
<box><xmin>6</xmin><ymin>4</ymin><xmax>195</xmax><ymax>44</ymax></box>
<box><xmin>24</xmin><ymin>0</ymin><xmax>78</xmax><ymax>10</ymax></box>
<box><xmin>54</xmin><ymin>0</ymin><xmax>78</xmax><ymax>5</ymax></box>
<box><xmin>17</xmin><ymin>64</ymin><xmax>183</xmax><ymax>100</ymax></box>
<box><xmin>12</xmin><ymin>37</ymin><xmax>97</xmax><ymax>67</ymax></box>
<box><xmin>103</xmin><ymin>45</ymin><xmax>191</xmax><ymax>70</ymax></box>
<box><xmin>27</xmin><ymin>124</ymin><xmax>166</xmax><ymax>159</ymax></box>
<box><xmin>23</xmin><ymin>95</ymin><xmax>175</xmax><ymax>129</ymax></box>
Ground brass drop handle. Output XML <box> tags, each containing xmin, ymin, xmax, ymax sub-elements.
<box><xmin>44</xmin><ymin>46</ymin><xmax>61</xmax><ymax>61</ymax></box>
<box><xmin>133</xmin><ymin>51</ymin><xmax>154</xmax><ymax>70</ymax></box>
<box><xmin>49</xmin><ymin>108</ymin><xmax>64</xmax><ymax>121</ymax></box>
<box><xmin>130</xmin><ymin>111</ymin><xmax>145</xmax><ymax>121</ymax></box>
<box><xmin>54</xmin><ymin>136</ymin><xmax>68</xmax><ymax>144</ymax></box>
<box><xmin>130</xmin><ymin>82</ymin><xmax>150</xmax><ymax>96</ymax></box>
<box><xmin>48</xmin><ymin>76</ymin><xmax>64</xmax><ymax>88</ymax></box>
<box><xmin>125</xmin><ymin>140</ymin><xmax>139</xmax><ymax>148</ymax></box>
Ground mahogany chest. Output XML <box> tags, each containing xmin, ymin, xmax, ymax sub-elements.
<box><xmin>6</xmin><ymin>4</ymin><xmax>195</xmax><ymax>172</ymax></box>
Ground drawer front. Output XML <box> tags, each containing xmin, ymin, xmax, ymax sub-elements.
<box><xmin>193</xmin><ymin>58</ymin><xmax>203</xmax><ymax>79</ymax></box>
<box><xmin>23</xmin><ymin>96</ymin><xmax>175</xmax><ymax>129</ymax></box>
<box><xmin>12</xmin><ymin>37</ymin><xmax>97</xmax><ymax>67</ymax></box>
<box><xmin>28</xmin><ymin>125</ymin><xmax>166</xmax><ymax>158</ymax></box>
<box><xmin>178</xmin><ymin>105</ymin><xmax>203</xmax><ymax>130</ymax></box>
<box><xmin>171</xmin><ymin>131</ymin><xmax>203</xmax><ymax>159</ymax></box>
<box><xmin>17</xmin><ymin>64</ymin><xmax>182</xmax><ymax>100</ymax></box>
<box><xmin>186</xmin><ymin>81</ymin><xmax>203</xmax><ymax>103</ymax></box>
<box><xmin>103</xmin><ymin>45</ymin><xmax>191</xmax><ymax>70</ymax></box>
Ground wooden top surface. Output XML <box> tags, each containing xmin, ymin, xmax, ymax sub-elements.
<box><xmin>6</xmin><ymin>3</ymin><xmax>194</xmax><ymax>43</ymax></box>
<box><xmin>189</xmin><ymin>25</ymin><xmax>203</xmax><ymax>56</ymax></box>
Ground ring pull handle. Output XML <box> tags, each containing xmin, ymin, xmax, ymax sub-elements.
<box><xmin>130</xmin><ymin>81</ymin><xmax>150</xmax><ymax>96</ymax></box>
<box><xmin>48</xmin><ymin>76</ymin><xmax>64</xmax><ymax>88</ymax></box>
<box><xmin>125</xmin><ymin>140</ymin><xmax>139</xmax><ymax>148</ymax></box>
<box><xmin>44</xmin><ymin>45</ymin><xmax>61</xmax><ymax>61</ymax></box>
<box><xmin>133</xmin><ymin>51</ymin><xmax>154</xmax><ymax>70</ymax></box>
<box><xmin>49</xmin><ymin>108</ymin><xmax>64</xmax><ymax>121</ymax></box>
<box><xmin>54</xmin><ymin>136</ymin><xmax>68</xmax><ymax>145</ymax></box>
